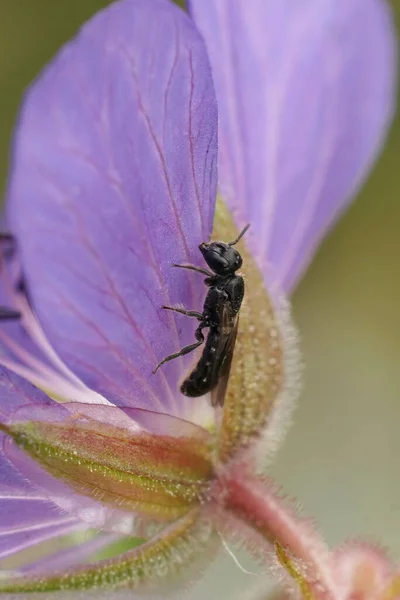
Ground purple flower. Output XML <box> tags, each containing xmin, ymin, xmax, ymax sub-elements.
<box><xmin>0</xmin><ymin>0</ymin><xmax>396</xmax><ymax>596</ymax></box>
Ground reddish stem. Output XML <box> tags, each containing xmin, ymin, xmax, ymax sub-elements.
<box><xmin>222</xmin><ymin>471</ymin><xmax>341</xmax><ymax>599</ymax></box>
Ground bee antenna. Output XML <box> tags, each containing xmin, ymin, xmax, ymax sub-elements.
<box><xmin>228</xmin><ymin>224</ymin><xmax>250</xmax><ymax>246</ymax></box>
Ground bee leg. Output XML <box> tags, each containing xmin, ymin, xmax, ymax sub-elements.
<box><xmin>0</xmin><ymin>307</ymin><xmax>21</xmax><ymax>320</ymax></box>
<box><xmin>152</xmin><ymin>330</ymin><xmax>205</xmax><ymax>374</ymax></box>
<box><xmin>162</xmin><ymin>306</ymin><xmax>203</xmax><ymax>320</ymax></box>
<box><xmin>173</xmin><ymin>264</ymin><xmax>213</xmax><ymax>277</ymax></box>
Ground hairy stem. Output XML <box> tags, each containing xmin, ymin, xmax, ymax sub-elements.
<box><xmin>222</xmin><ymin>471</ymin><xmax>341</xmax><ymax>599</ymax></box>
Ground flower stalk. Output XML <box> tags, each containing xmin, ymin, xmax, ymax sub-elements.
<box><xmin>219</xmin><ymin>470</ymin><xmax>340</xmax><ymax>599</ymax></box>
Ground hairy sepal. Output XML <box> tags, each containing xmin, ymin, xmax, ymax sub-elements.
<box><xmin>1</xmin><ymin>403</ymin><xmax>213</xmax><ymax>521</ymax></box>
<box><xmin>0</xmin><ymin>510</ymin><xmax>217</xmax><ymax>594</ymax></box>
<box><xmin>213</xmin><ymin>199</ymin><xmax>294</xmax><ymax>463</ymax></box>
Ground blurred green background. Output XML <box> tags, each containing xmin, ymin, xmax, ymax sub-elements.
<box><xmin>0</xmin><ymin>0</ymin><xmax>399</xmax><ymax>597</ymax></box>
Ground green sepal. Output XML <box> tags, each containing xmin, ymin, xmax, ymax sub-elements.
<box><xmin>1</xmin><ymin>404</ymin><xmax>214</xmax><ymax>521</ymax></box>
<box><xmin>0</xmin><ymin>510</ymin><xmax>216</xmax><ymax>594</ymax></box>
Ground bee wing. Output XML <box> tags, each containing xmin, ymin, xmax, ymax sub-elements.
<box><xmin>210</xmin><ymin>302</ymin><xmax>239</xmax><ymax>408</ymax></box>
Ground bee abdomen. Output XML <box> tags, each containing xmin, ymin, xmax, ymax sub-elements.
<box><xmin>180</xmin><ymin>377</ymin><xmax>210</xmax><ymax>397</ymax></box>
<box><xmin>180</xmin><ymin>330</ymin><xmax>219</xmax><ymax>397</ymax></box>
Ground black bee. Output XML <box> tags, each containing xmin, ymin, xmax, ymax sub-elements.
<box><xmin>0</xmin><ymin>233</ymin><xmax>21</xmax><ymax>321</ymax></box>
<box><xmin>153</xmin><ymin>225</ymin><xmax>249</xmax><ymax>407</ymax></box>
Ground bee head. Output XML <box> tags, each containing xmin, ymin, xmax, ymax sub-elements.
<box><xmin>199</xmin><ymin>242</ymin><xmax>242</xmax><ymax>275</ymax></box>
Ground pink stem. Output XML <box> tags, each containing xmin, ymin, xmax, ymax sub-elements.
<box><xmin>222</xmin><ymin>471</ymin><xmax>342</xmax><ymax>599</ymax></box>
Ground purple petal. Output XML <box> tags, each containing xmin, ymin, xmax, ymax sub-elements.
<box><xmin>0</xmin><ymin>376</ymin><xmax>92</xmax><ymax>561</ymax></box>
<box><xmin>7</xmin><ymin>0</ymin><xmax>218</xmax><ymax>417</ymax></box>
<box><xmin>0</xmin><ymin>367</ymin><xmax>50</xmax><ymax>421</ymax></box>
<box><xmin>0</xmin><ymin>446</ymin><xmax>82</xmax><ymax>561</ymax></box>
<box><xmin>19</xmin><ymin>532</ymin><xmax>120</xmax><ymax>574</ymax></box>
<box><xmin>0</xmin><ymin>370</ymin><xmax>49</xmax><ymax>498</ymax></box>
<box><xmin>189</xmin><ymin>0</ymin><xmax>396</xmax><ymax>291</ymax></box>
<box><xmin>0</xmin><ymin>510</ymin><xmax>81</xmax><ymax>561</ymax></box>
<box><xmin>0</xmin><ymin>415</ymin><xmax>84</xmax><ymax>561</ymax></box>
<box><xmin>0</xmin><ymin>440</ymin><xmax>44</xmax><ymax>528</ymax></box>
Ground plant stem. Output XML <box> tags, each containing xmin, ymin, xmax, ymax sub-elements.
<box><xmin>222</xmin><ymin>471</ymin><xmax>341</xmax><ymax>599</ymax></box>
